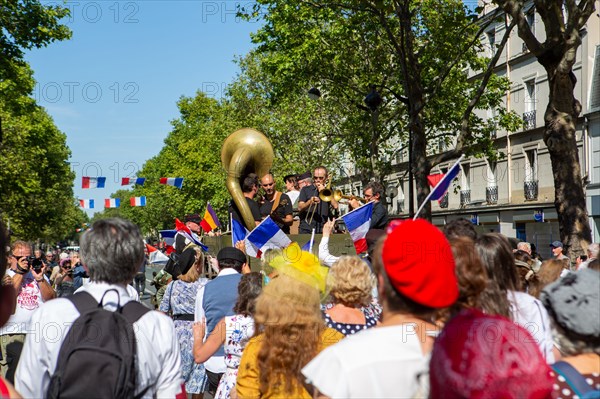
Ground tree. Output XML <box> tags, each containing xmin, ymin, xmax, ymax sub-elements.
<box><xmin>244</xmin><ymin>0</ymin><xmax>522</xmax><ymax>218</ymax></box>
<box><xmin>0</xmin><ymin>104</ymin><xmax>78</xmax><ymax>241</ymax></box>
<box><xmin>491</xmin><ymin>0</ymin><xmax>595</xmax><ymax>257</ymax></box>
<box><xmin>0</xmin><ymin>0</ymin><xmax>71</xmax><ymax>107</ymax></box>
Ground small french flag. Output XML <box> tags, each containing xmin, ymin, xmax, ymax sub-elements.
<box><xmin>82</xmin><ymin>177</ymin><xmax>106</xmax><ymax>189</ymax></box>
<box><xmin>341</xmin><ymin>202</ymin><xmax>374</xmax><ymax>254</ymax></box>
<box><xmin>79</xmin><ymin>199</ymin><xmax>94</xmax><ymax>209</ymax></box>
<box><xmin>104</xmin><ymin>198</ymin><xmax>120</xmax><ymax>208</ymax></box>
<box><xmin>130</xmin><ymin>196</ymin><xmax>146</xmax><ymax>207</ymax></box>
<box><xmin>121</xmin><ymin>177</ymin><xmax>146</xmax><ymax>186</ymax></box>
<box><xmin>159</xmin><ymin>177</ymin><xmax>184</xmax><ymax>189</ymax></box>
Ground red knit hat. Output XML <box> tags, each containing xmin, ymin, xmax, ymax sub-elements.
<box><xmin>382</xmin><ymin>219</ymin><xmax>458</xmax><ymax>308</ymax></box>
<box><xmin>430</xmin><ymin>309</ymin><xmax>553</xmax><ymax>399</ymax></box>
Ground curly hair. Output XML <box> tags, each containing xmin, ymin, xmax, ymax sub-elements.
<box><xmin>253</xmin><ymin>274</ymin><xmax>325</xmax><ymax>396</ymax></box>
<box><xmin>233</xmin><ymin>272</ymin><xmax>263</xmax><ymax>316</ymax></box>
<box><xmin>514</xmin><ymin>250</ymin><xmax>535</xmax><ymax>292</ymax></box>
<box><xmin>327</xmin><ymin>256</ymin><xmax>374</xmax><ymax>308</ymax></box>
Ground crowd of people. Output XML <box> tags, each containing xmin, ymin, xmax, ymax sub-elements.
<box><xmin>0</xmin><ymin>170</ymin><xmax>599</xmax><ymax>398</ymax></box>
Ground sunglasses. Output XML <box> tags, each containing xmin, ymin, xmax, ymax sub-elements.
<box><xmin>313</xmin><ymin>176</ymin><xmax>326</xmax><ymax>180</ymax></box>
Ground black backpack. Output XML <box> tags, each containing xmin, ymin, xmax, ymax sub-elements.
<box><xmin>47</xmin><ymin>290</ymin><xmax>151</xmax><ymax>399</ymax></box>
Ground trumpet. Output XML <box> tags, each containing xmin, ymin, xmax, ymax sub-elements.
<box><xmin>322</xmin><ymin>189</ymin><xmax>367</xmax><ymax>204</ymax></box>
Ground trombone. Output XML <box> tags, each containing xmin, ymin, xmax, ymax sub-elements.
<box><xmin>306</xmin><ymin>174</ymin><xmax>333</xmax><ymax>225</ymax></box>
<box><xmin>321</xmin><ymin>189</ymin><xmax>367</xmax><ymax>204</ymax></box>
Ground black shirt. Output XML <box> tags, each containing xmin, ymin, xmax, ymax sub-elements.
<box><xmin>259</xmin><ymin>192</ymin><xmax>293</xmax><ymax>234</ymax></box>
<box><xmin>298</xmin><ymin>185</ymin><xmax>332</xmax><ymax>234</ymax></box>
<box><xmin>229</xmin><ymin>197</ymin><xmax>262</xmax><ymax>227</ymax></box>
<box><xmin>370</xmin><ymin>201</ymin><xmax>389</xmax><ymax>230</ymax></box>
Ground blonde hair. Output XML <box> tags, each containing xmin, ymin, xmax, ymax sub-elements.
<box><xmin>178</xmin><ymin>248</ymin><xmax>204</xmax><ymax>283</ymax></box>
<box><xmin>253</xmin><ymin>274</ymin><xmax>325</xmax><ymax>396</ymax></box>
<box><xmin>327</xmin><ymin>256</ymin><xmax>374</xmax><ymax>307</ymax></box>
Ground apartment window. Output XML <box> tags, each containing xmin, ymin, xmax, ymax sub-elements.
<box><xmin>461</xmin><ymin>164</ymin><xmax>471</xmax><ymax>190</ymax></box>
<box><xmin>487</xmin><ymin>161</ymin><xmax>497</xmax><ymax>187</ymax></box>
<box><xmin>526</xmin><ymin>10</ymin><xmax>535</xmax><ymax>35</ymax></box>
<box><xmin>486</xmin><ymin>30</ymin><xmax>496</xmax><ymax>57</ymax></box>
<box><xmin>396</xmin><ymin>181</ymin><xmax>405</xmax><ymax>212</ymax></box>
<box><xmin>525</xmin><ymin>80</ymin><xmax>536</xmax><ymax>113</ymax></box>
<box><xmin>525</xmin><ymin>149</ymin><xmax>538</xmax><ymax>182</ymax></box>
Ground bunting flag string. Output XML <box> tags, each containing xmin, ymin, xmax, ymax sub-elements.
<box><xmin>130</xmin><ymin>196</ymin><xmax>146</xmax><ymax>207</ymax></box>
<box><xmin>121</xmin><ymin>177</ymin><xmax>146</xmax><ymax>186</ymax></box>
<box><xmin>79</xmin><ymin>199</ymin><xmax>94</xmax><ymax>209</ymax></box>
<box><xmin>82</xmin><ymin>177</ymin><xmax>106</xmax><ymax>189</ymax></box>
<box><xmin>81</xmin><ymin>177</ymin><xmax>182</xmax><ymax>188</ymax></box>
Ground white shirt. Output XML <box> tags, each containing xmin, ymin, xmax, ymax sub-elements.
<box><xmin>15</xmin><ymin>282</ymin><xmax>184</xmax><ymax>398</ymax></box>
<box><xmin>0</xmin><ymin>270</ymin><xmax>49</xmax><ymax>335</ymax></box>
<box><xmin>75</xmin><ymin>282</ymin><xmax>140</xmax><ymax>301</ymax></box>
<box><xmin>508</xmin><ymin>290</ymin><xmax>555</xmax><ymax>363</ymax></box>
<box><xmin>194</xmin><ymin>268</ymin><xmax>239</xmax><ymax>374</ymax></box>
<box><xmin>302</xmin><ymin>324</ymin><xmax>429</xmax><ymax>398</ymax></box>
<box><xmin>286</xmin><ymin>190</ymin><xmax>300</xmax><ymax>207</ymax></box>
<box><xmin>318</xmin><ymin>236</ymin><xmax>339</xmax><ymax>267</ymax></box>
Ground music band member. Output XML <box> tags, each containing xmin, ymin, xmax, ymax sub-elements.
<box><xmin>229</xmin><ymin>174</ymin><xmax>262</xmax><ymax>228</ymax></box>
<box><xmin>259</xmin><ymin>174</ymin><xmax>293</xmax><ymax>234</ymax></box>
<box><xmin>298</xmin><ymin>167</ymin><xmax>339</xmax><ymax>234</ymax></box>
<box><xmin>348</xmin><ymin>181</ymin><xmax>389</xmax><ymax>230</ymax></box>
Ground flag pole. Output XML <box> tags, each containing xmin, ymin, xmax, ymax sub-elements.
<box><xmin>413</xmin><ymin>154</ymin><xmax>464</xmax><ymax>220</ymax></box>
<box><xmin>230</xmin><ymin>213</ymin><xmax>234</xmax><ymax>246</ymax></box>
<box><xmin>308</xmin><ymin>228</ymin><xmax>316</xmax><ymax>253</ymax></box>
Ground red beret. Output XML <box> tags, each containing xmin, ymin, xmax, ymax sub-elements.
<box><xmin>382</xmin><ymin>219</ymin><xmax>458</xmax><ymax>308</ymax></box>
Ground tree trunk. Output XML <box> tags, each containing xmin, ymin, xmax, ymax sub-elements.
<box><xmin>410</xmin><ymin>109</ymin><xmax>432</xmax><ymax>220</ymax></box>
<box><xmin>543</xmin><ymin>66</ymin><xmax>591</xmax><ymax>259</ymax></box>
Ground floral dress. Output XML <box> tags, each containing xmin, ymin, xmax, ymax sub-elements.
<box><xmin>160</xmin><ymin>278</ymin><xmax>209</xmax><ymax>394</ymax></box>
<box><xmin>215</xmin><ymin>314</ymin><xmax>255</xmax><ymax>399</ymax></box>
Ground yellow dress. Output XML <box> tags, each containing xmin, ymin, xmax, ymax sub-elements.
<box><xmin>236</xmin><ymin>328</ymin><xmax>344</xmax><ymax>399</ymax></box>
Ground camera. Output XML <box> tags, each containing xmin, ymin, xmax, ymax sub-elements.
<box><xmin>28</xmin><ymin>257</ymin><xmax>44</xmax><ymax>273</ymax></box>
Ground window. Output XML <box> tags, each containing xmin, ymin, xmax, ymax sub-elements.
<box><xmin>486</xmin><ymin>30</ymin><xmax>496</xmax><ymax>57</ymax></box>
<box><xmin>525</xmin><ymin>80</ymin><xmax>536</xmax><ymax>113</ymax></box>
<box><xmin>526</xmin><ymin>9</ymin><xmax>535</xmax><ymax>35</ymax></box>
<box><xmin>461</xmin><ymin>164</ymin><xmax>471</xmax><ymax>190</ymax></box>
<box><xmin>525</xmin><ymin>149</ymin><xmax>538</xmax><ymax>182</ymax></box>
<box><xmin>487</xmin><ymin>161</ymin><xmax>497</xmax><ymax>187</ymax></box>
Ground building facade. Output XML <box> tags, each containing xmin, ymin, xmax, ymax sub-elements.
<box><xmin>338</xmin><ymin>3</ymin><xmax>600</xmax><ymax>258</ymax></box>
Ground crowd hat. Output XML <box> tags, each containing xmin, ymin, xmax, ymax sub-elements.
<box><xmin>381</xmin><ymin>219</ymin><xmax>458</xmax><ymax>308</ymax></box>
<box><xmin>184</xmin><ymin>213</ymin><xmax>202</xmax><ymax>224</ymax></box>
<box><xmin>217</xmin><ymin>247</ymin><xmax>246</xmax><ymax>264</ymax></box>
<box><xmin>297</xmin><ymin>171</ymin><xmax>312</xmax><ymax>181</ymax></box>
<box><xmin>59</xmin><ymin>258</ymin><xmax>72</xmax><ymax>267</ymax></box>
<box><xmin>269</xmin><ymin>242</ymin><xmax>329</xmax><ymax>295</ymax></box>
<box><xmin>430</xmin><ymin>309</ymin><xmax>553</xmax><ymax>398</ymax></box>
<box><xmin>549</xmin><ymin>240</ymin><xmax>563</xmax><ymax>248</ymax></box>
<box><xmin>541</xmin><ymin>268</ymin><xmax>600</xmax><ymax>342</ymax></box>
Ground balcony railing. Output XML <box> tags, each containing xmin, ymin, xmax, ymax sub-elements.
<box><xmin>460</xmin><ymin>190</ymin><xmax>471</xmax><ymax>206</ymax></box>
<box><xmin>486</xmin><ymin>185</ymin><xmax>498</xmax><ymax>204</ymax></box>
<box><xmin>439</xmin><ymin>193</ymin><xmax>449</xmax><ymax>208</ymax></box>
<box><xmin>523</xmin><ymin>110</ymin><xmax>536</xmax><ymax>130</ymax></box>
<box><xmin>524</xmin><ymin>180</ymin><xmax>538</xmax><ymax>201</ymax></box>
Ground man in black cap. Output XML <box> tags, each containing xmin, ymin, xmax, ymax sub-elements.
<box><xmin>171</xmin><ymin>213</ymin><xmax>202</xmax><ymax>279</ymax></box>
<box><xmin>194</xmin><ymin>246</ymin><xmax>248</xmax><ymax>396</ymax></box>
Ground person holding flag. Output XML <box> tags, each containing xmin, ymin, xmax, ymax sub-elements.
<box><xmin>169</xmin><ymin>214</ymin><xmax>205</xmax><ymax>280</ymax></box>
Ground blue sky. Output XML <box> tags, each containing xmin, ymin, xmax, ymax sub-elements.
<box><xmin>26</xmin><ymin>1</ymin><xmax>260</xmax><ymax>215</ymax></box>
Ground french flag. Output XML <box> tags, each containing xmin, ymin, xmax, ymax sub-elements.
<box><xmin>79</xmin><ymin>199</ymin><xmax>94</xmax><ymax>209</ymax></box>
<box><xmin>174</xmin><ymin>218</ymin><xmax>208</xmax><ymax>251</ymax></box>
<box><xmin>341</xmin><ymin>202</ymin><xmax>374</xmax><ymax>254</ymax></box>
<box><xmin>82</xmin><ymin>177</ymin><xmax>106</xmax><ymax>189</ymax></box>
<box><xmin>121</xmin><ymin>177</ymin><xmax>146</xmax><ymax>186</ymax></box>
<box><xmin>130</xmin><ymin>196</ymin><xmax>146</xmax><ymax>207</ymax></box>
<box><xmin>245</xmin><ymin>216</ymin><xmax>292</xmax><ymax>258</ymax></box>
<box><xmin>231</xmin><ymin>218</ymin><xmax>249</xmax><ymax>247</ymax></box>
<box><xmin>159</xmin><ymin>230</ymin><xmax>176</xmax><ymax>254</ymax></box>
<box><xmin>146</xmin><ymin>243</ymin><xmax>169</xmax><ymax>264</ymax></box>
<box><xmin>159</xmin><ymin>177</ymin><xmax>184</xmax><ymax>189</ymax></box>
<box><xmin>414</xmin><ymin>155</ymin><xmax>465</xmax><ymax>219</ymax></box>
<box><xmin>104</xmin><ymin>198</ymin><xmax>120</xmax><ymax>208</ymax></box>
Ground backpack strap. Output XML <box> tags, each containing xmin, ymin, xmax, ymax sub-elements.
<box><xmin>121</xmin><ymin>300</ymin><xmax>151</xmax><ymax>324</ymax></box>
<box><xmin>552</xmin><ymin>361</ymin><xmax>594</xmax><ymax>397</ymax></box>
<box><xmin>68</xmin><ymin>291</ymin><xmax>100</xmax><ymax>314</ymax></box>
<box><xmin>271</xmin><ymin>191</ymin><xmax>282</xmax><ymax>214</ymax></box>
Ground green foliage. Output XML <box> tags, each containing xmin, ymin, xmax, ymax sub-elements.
<box><xmin>0</xmin><ymin>104</ymin><xmax>79</xmax><ymax>241</ymax></box>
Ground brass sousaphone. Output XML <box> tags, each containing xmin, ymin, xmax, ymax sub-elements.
<box><xmin>221</xmin><ymin>128</ymin><xmax>274</xmax><ymax>231</ymax></box>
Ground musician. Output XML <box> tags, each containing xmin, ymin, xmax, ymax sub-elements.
<box><xmin>283</xmin><ymin>174</ymin><xmax>300</xmax><ymax>209</ymax></box>
<box><xmin>229</xmin><ymin>174</ymin><xmax>262</xmax><ymax>227</ymax></box>
<box><xmin>259</xmin><ymin>173</ymin><xmax>293</xmax><ymax>233</ymax></box>
<box><xmin>298</xmin><ymin>166</ymin><xmax>339</xmax><ymax>234</ymax></box>
<box><xmin>348</xmin><ymin>181</ymin><xmax>389</xmax><ymax>230</ymax></box>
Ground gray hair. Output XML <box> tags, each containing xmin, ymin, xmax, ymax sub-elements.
<box><xmin>517</xmin><ymin>242</ymin><xmax>531</xmax><ymax>254</ymax></box>
<box><xmin>80</xmin><ymin>218</ymin><xmax>145</xmax><ymax>284</ymax></box>
<box><xmin>588</xmin><ymin>243</ymin><xmax>599</xmax><ymax>259</ymax></box>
